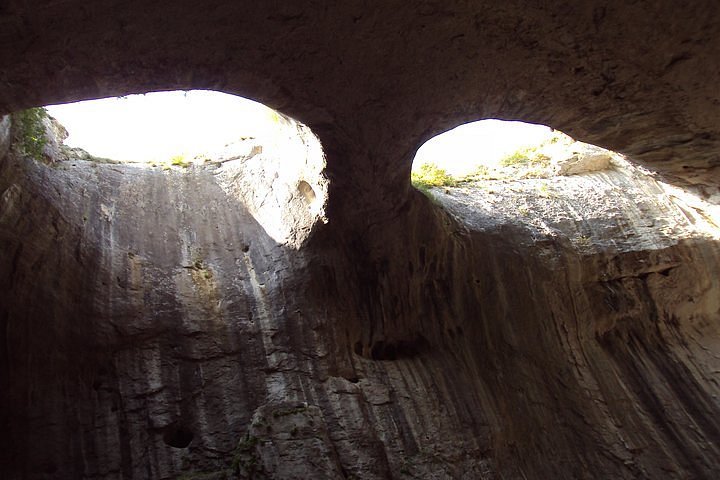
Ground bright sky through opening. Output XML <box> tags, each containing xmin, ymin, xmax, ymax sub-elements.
<box><xmin>413</xmin><ymin>120</ymin><xmax>554</xmax><ymax>176</ymax></box>
<box><xmin>46</xmin><ymin>90</ymin><xmax>280</xmax><ymax>162</ymax></box>
<box><xmin>46</xmin><ymin>90</ymin><xmax>554</xmax><ymax>170</ymax></box>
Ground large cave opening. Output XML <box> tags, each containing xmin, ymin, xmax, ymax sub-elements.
<box><xmin>8</xmin><ymin>90</ymin><xmax>329</xmax><ymax>247</ymax></box>
<box><xmin>0</xmin><ymin>91</ymin><xmax>333</xmax><ymax>477</ymax></box>
<box><xmin>44</xmin><ymin>90</ymin><xmax>281</xmax><ymax>164</ymax></box>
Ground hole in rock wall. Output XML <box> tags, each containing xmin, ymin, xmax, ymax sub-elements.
<box><xmin>13</xmin><ymin>90</ymin><xmax>329</xmax><ymax>247</ymax></box>
<box><xmin>411</xmin><ymin>119</ymin><xmax>720</xmax><ymax>248</ymax></box>
<box><xmin>297</xmin><ymin>180</ymin><xmax>317</xmax><ymax>205</ymax></box>
<box><xmin>162</xmin><ymin>424</ymin><xmax>194</xmax><ymax>448</ymax></box>
<box><xmin>369</xmin><ymin>334</ymin><xmax>431</xmax><ymax>361</ymax></box>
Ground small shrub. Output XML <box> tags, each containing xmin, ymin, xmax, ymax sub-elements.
<box><xmin>537</xmin><ymin>183</ymin><xmax>554</xmax><ymax>197</ymax></box>
<box><xmin>411</xmin><ymin>162</ymin><xmax>457</xmax><ymax>190</ymax></box>
<box><xmin>576</xmin><ymin>235</ymin><xmax>592</xmax><ymax>247</ymax></box>
<box><xmin>500</xmin><ymin>150</ymin><xmax>532</xmax><ymax>167</ymax></box>
<box><xmin>236</xmin><ymin>434</ymin><xmax>258</xmax><ymax>452</ymax></box>
<box><xmin>231</xmin><ymin>434</ymin><xmax>262</xmax><ymax>477</ymax></box>
<box><xmin>498</xmin><ymin>146</ymin><xmax>553</xmax><ymax>179</ymax></box>
<box><xmin>461</xmin><ymin>164</ymin><xmax>503</xmax><ymax>182</ymax></box>
<box><xmin>472</xmin><ymin>165</ymin><xmax>490</xmax><ymax>178</ymax></box>
<box><xmin>170</xmin><ymin>154</ymin><xmax>190</xmax><ymax>168</ymax></box>
<box><xmin>13</xmin><ymin>107</ymin><xmax>48</xmax><ymax>160</ymax></box>
<box><xmin>269</xmin><ymin>111</ymin><xmax>281</xmax><ymax>123</ymax></box>
<box><xmin>500</xmin><ymin>147</ymin><xmax>551</xmax><ymax>168</ymax></box>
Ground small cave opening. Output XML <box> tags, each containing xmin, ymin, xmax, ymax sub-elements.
<box><xmin>410</xmin><ymin>119</ymin><xmax>720</xmax><ymax>250</ymax></box>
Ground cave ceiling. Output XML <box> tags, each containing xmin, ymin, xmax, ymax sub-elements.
<box><xmin>0</xmin><ymin>1</ymin><xmax>718</xmax><ymax>207</ymax></box>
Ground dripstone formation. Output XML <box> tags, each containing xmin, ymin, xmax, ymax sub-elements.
<box><xmin>1</xmin><ymin>2</ymin><xmax>720</xmax><ymax>479</ymax></box>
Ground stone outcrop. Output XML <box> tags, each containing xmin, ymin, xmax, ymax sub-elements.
<box><xmin>1</xmin><ymin>2</ymin><xmax>720</xmax><ymax>479</ymax></box>
<box><xmin>554</xmin><ymin>144</ymin><xmax>614</xmax><ymax>176</ymax></box>
<box><xmin>212</xmin><ymin>115</ymin><xmax>328</xmax><ymax>248</ymax></box>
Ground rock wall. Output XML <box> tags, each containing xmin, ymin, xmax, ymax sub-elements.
<box><xmin>1</xmin><ymin>117</ymin><xmax>719</xmax><ymax>478</ymax></box>
<box><xmin>2</xmin><ymin>2</ymin><xmax>720</xmax><ymax>478</ymax></box>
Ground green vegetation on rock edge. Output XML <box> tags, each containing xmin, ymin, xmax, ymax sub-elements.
<box><xmin>13</xmin><ymin>107</ymin><xmax>48</xmax><ymax>161</ymax></box>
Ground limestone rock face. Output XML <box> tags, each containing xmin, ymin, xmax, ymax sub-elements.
<box><xmin>2</xmin><ymin>117</ymin><xmax>720</xmax><ymax>479</ymax></box>
<box><xmin>41</xmin><ymin>115</ymin><xmax>69</xmax><ymax>163</ymax></box>
<box><xmin>0</xmin><ymin>116</ymin><xmax>11</xmax><ymax>158</ymax></box>
<box><xmin>555</xmin><ymin>144</ymin><xmax>614</xmax><ymax>176</ymax></box>
<box><xmin>212</xmin><ymin>115</ymin><xmax>328</xmax><ymax>248</ymax></box>
<box><xmin>2</xmin><ymin>2</ymin><xmax>720</xmax><ymax>479</ymax></box>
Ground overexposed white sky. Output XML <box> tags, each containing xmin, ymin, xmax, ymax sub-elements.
<box><xmin>46</xmin><ymin>90</ymin><xmax>279</xmax><ymax>162</ymax></box>
<box><xmin>413</xmin><ymin>120</ymin><xmax>554</xmax><ymax>176</ymax></box>
<box><xmin>46</xmin><ymin>90</ymin><xmax>554</xmax><ymax>170</ymax></box>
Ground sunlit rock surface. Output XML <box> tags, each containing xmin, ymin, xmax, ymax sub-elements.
<box><xmin>435</xmin><ymin>156</ymin><xmax>720</xmax><ymax>251</ymax></box>
<box><xmin>212</xmin><ymin>114</ymin><xmax>328</xmax><ymax>248</ymax></box>
<box><xmin>1</xmin><ymin>110</ymin><xmax>720</xmax><ymax>479</ymax></box>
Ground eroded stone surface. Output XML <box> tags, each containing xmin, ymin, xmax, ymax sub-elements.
<box><xmin>554</xmin><ymin>144</ymin><xmax>614</xmax><ymax>176</ymax></box>
<box><xmin>2</xmin><ymin>116</ymin><xmax>720</xmax><ymax>479</ymax></box>
<box><xmin>212</xmin><ymin>115</ymin><xmax>328</xmax><ymax>248</ymax></box>
<box><xmin>2</xmin><ymin>3</ymin><xmax>720</xmax><ymax>479</ymax></box>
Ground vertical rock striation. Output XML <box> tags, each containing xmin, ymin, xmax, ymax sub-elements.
<box><xmin>1</xmin><ymin>2</ymin><xmax>720</xmax><ymax>478</ymax></box>
<box><xmin>1</xmin><ymin>116</ymin><xmax>720</xmax><ymax>479</ymax></box>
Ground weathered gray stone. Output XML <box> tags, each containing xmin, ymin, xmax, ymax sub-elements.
<box><xmin>0</xmin><ymin>116</ymin><xmax>10</xmax><ymax>159</ymax></box>
<box><xmin>555</xmin><ymin>144</ymin><xmax>614</xmax><ymax>176</ymax></box>
<box><xmin>213</xmin><ymin>116</ymin><xmax>328</xmax><ymax>248</ymax></box>
<box><xmin>2</xmin><ymin>117</ymin><xmax>720</xmax><ymax>479</ymax></box>
<box><xmin>1</xmin><ymin>3</ymin><xmax>720</xmax><ymax>479</ymax></box>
